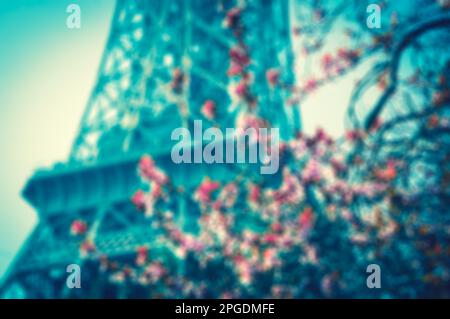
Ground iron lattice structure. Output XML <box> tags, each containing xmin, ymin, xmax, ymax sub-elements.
<box><xmin>1</xmin><ymin>0</ymin><xmax>300</xmax><ymax>298</ymax></box>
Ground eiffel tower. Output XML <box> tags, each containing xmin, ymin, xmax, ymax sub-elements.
<box><xmin>0</xmin><ymin>0</ymin><xmax>300</xmax><ymax>298</ymax></box>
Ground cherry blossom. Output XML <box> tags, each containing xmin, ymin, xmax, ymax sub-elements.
<box><xmin>266</xmin><ymin>68</ymin><xmax>280</xmax><ymax>87</ymax></box>
<box><xmin>70</xmin><ymin>219</ymin><xmax>87</xmax><ymax>236</ymax></box>
<box><xmin>201</xmin><ymin>100</ymin><xmax>216</xmax><ymax>120</ymax></box>
<box><xmin>194</xmin><ymin>177</ymin><xmax>220</xmax><ymax>204</ymax></box>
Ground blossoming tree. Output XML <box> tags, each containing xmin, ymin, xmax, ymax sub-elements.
<box><xmin>72</xmin><ymin>0</ymin><xmax>450</xmax><ymax>298</ymax></box>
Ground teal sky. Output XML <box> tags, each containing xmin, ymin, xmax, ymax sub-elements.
<box><xmin>0</xmin><ymin>0</ymin><xmax>116</xmax><ymax>277</ymax></box>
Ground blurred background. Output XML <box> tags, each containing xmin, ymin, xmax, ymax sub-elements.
<box><xmin>0</xmin><ymin>0</ymin><xmax>354</xmax><ymax>278</ymax></box>
<box><xmin>0</xmin><ymin>0</ymin><xmax>448</xmax><ymax>298</ymax></box>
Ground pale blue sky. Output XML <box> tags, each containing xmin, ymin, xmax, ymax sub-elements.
<box><xmin>0</xmin><ymin>0</ymin><xmax>116</xmax><ymax>277</ymax></box>
<box><xmin>0</xmin><ymin>0</ymin><xmax>352</xmax><ymax>279</ymax></box>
